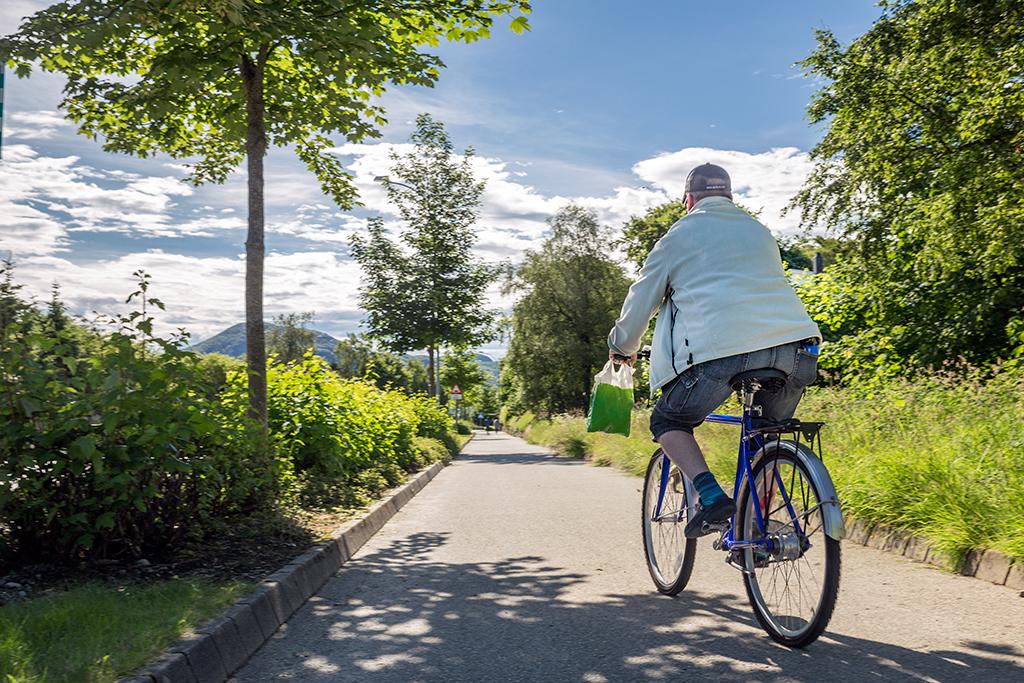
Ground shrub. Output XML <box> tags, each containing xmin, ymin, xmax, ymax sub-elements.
<box><xmin>196</xmin><ymin>353</ymin><xmax>245</xmax><ymax>394</ymax></box>
<box><xmin>0</xmin><ymin>270</ymin><xmax>272</xmax><ymax>563</ymax></box>
<box><xmin>454</xmin><ymin>421</ymin><xmax>472</xmax><ymax>435</ymax></box>
<box><xmin>413</xmin><ymin>437</ymin><xmax>451</xmax><ymax>468</ymax></box>
<box><xmin>218</xmin><ymin>355</ymin><xmax>458</xmax><ymax>506</ymax></box>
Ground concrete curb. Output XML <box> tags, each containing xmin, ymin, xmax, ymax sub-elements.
<box><xmin>844</xmin><ymin>517</ymin><xmax>1023</xmax><ymax>591</ymax></box>
<box><xmin>122</xmin><ymin>457</ymin><xmax>452</xmax><ymax>683</ymax></box>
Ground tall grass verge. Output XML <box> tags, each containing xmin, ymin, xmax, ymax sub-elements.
<box><xmin>511</xmin><ymin>370</ymin><xmax>1024</xmax><ymax>566</ymax></box>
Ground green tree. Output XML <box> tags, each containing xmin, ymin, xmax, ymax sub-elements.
<box><xmin>334</xmin><ymin>334</ymin><xmax>374</xmax><ymax>378</ymax></box>
<box><xmin>350</xmin><ymin>114</ymin><xmax>497</xmax><ymax>397</ymax></box>
<box><xmin>267</xmin><ymin>312</ymin><xmax>316</xmax><ymax>364</ymax></box>
<box><xmin>439</xmin><ymin>346</ymin><xmax>488</xmax><ymax>396</ymax></box>
<box><xmin>504</xmin><ymin>205</ymin><xmax>632</xmax><ymax>414</ymax></box>
<box><xmin>619</xmin><ymin>200</ymin><xmax>687</xmax><ymax>271</ymax></box>
<box><xmin>1</xmin><ymin>0</ymin><xmax>530</xmax><ymax>427</ymax></box>
<box><xmin>477</xmin><ymin>383</ymin><xmax>501</xmax><ymax>415</ymax></box>
<box><xmin>334</xmin><ymin>333</ymin><xmax>432</xmax><ymax>394</ymax></box>
<box><xmin>793</xmin><ymin>0</ymin><xmax>1024</xmax><ymax>372</ymax></box>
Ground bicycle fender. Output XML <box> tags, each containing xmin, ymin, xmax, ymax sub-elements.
<box><xmin>752</xmin><ymin>440</ymin><xmax>846</xmax><ymax>541</ymax></box>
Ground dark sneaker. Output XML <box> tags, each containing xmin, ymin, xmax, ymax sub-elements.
<box><xmin>685</xmin><ymin>497</ymin><xmax>737</xmax><ymax>538</ymax></box>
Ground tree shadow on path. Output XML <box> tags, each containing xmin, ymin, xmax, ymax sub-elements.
<box><xmin>239</xmin><ymin>531</ymin><xmax>1024</xmax><ymax>682</ymax></box>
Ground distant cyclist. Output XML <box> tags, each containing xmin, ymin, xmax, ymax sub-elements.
<box><xmin>608</xmin><ymin>163</ymin><xmax>821</xmax><ymax>537</ymax></box>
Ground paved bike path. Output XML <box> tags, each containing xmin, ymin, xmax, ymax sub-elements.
<box><xmin>235</xmin><ymin>432</ymin><xmax>1024</xmax><ymax>682</ymax></box>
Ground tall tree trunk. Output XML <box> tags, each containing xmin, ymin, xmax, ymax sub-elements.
<box><xmin>426</xmin><ymin>346</ymin><xmax>436</xmax><ymax>400</ymax></box>
<box><xmin>242</xmin><ymin>47</ymin><xmax>269</xmax><ymax>427</ymax></box>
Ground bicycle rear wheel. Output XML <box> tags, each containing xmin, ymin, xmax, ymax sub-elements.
<box><xmin>641</xmin><ymin>450</ymin><xmax>697</xmax><ymax>595</ymax></box>
<box><xmin>736</xmin><ymin>441</ymin><xmax>841</xmax><ymax>647</ymax></box>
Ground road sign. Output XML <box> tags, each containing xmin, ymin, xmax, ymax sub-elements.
<box><xmin>449</xmin><ymin>384</ymin><xmax>462</xmax><ymax>400</ymax></box>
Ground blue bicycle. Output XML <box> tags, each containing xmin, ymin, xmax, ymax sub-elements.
<box><xmin>641</xmin><ymin>365</ymin><xmax>845</xmax><ymax>647</ymax></box>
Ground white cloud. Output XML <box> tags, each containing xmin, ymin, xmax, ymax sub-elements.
<box><xmin>0</xmin><ymin>143</ymin><xmax>206</xmax><ymax>254</ymax></box>
<box><xmin>0</xmin><ymin>0</ymin><xmax>48</xmax><ymax>34</ymax></box>
<box><xmin>13</xmin><ymin>249</ymin><xmax>367</xmax><ymax>341</ymax></box>
<box><xmin>632</xmin><ymin>147</ymin><xmax>814</xmax><ymax>233</ymax></box>
<box><xmin>5</xmin><ymin>110</ymin><xmax>73</xmax><ymax>140</ymax></box>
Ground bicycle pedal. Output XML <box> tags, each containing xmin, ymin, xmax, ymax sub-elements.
<box><xmin>702</xmin><ymin>520</ymin><xmax>731</xmax><ymax>534</ymax></box>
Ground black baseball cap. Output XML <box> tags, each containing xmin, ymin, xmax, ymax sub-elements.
<box><xmin>684</xmin><ymin>163</ymin><xmax>732</xmax><ymax>197</ymax></box>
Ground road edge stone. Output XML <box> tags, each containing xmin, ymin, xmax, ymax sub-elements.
<box><xmin>844</xmin><ymin>514</ymin><xmax>1018</xmax><ymax>588</ymax></box>
<box><xmin>124</xmin><ymin>453</ymin><xmax>454</xmax><ymax>683</ymax></box>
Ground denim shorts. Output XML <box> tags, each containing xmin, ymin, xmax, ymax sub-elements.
<box><xmin>649</xmin><ymin>340</ymin><xmax>819</xmax><ymax>440</ymax></box>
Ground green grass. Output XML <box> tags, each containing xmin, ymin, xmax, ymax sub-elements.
<box><xmin>513</xmin><ymin>370</ymin><xmax>1024</xmax><ymax>567</ymax></box>
<box><xmin>0</xmin><ymin>579</ymin><xmax>252</xmax><ymax>683</ymax></box>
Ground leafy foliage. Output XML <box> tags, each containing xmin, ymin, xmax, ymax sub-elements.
<box><xmin>794</xmin><ymin>0</ymin><xmax>1024</xmax><ymax>374</ymax></box>
<box><xmin>333</xmin><ymin>333</ymin><xmax>432</xmax><ymax>394</ymax></box>
<box><xmin>0</xmin><ymin>268</ymin><xmax>458</xmax><ymax>565</ymax></box>
<box><xmin>221</xmin><ymin>354</ymin><xmax>455</xmax><ymax>505</ymax></box>
<box><xmin>619</xmin><ymin>200</ymin><xmax>687</xmax><ymax>271</ymax></box>
<box><xmin>502</xmin><ymin>205</ymin><xmax>631</xmax><ymax>414</ymax></box>
<box><xmin>0</xmin><ymin>0</ymin><xmax>531</xmax><ymax>196</ymax></box>
<box><xmin>0</xmin><ymin>268</ymin><xmax>271</xmax><ymax>562</ymax></box>
<box><xmin>350</xmin><ymin>114</ymin><xmax>498</xmax><ymax>396</ymax></box>
<box><xmin>439</xmin><ymin>346</ymin><xmax>489</xmax><ymax>396</ymax></box>
<box><xmin>267</xmin><ymin>312</ymin><xmax>316</xmax><ymax>364</ymax></box>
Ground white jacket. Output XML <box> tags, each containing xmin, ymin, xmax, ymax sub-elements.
<box><xmin>608</xmin><ymin>196</ymin><xmax>821</xmax><ymax>395</ymax></box>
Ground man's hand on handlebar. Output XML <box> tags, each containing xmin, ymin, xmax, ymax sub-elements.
<box><xmin>609</xmin><ymin>345</ymin><xmax>652</xmax><ymax>367</ymax></box>
<box><xmin>609</xmin><ymin>351</ymin><xmax>637</xmax><ymax>367</ymax></box>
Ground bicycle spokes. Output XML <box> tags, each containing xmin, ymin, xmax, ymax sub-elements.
<box><xmin>743</xmin><ymin>456</ymin><xmax>832</xmax><ymax>639</ymax></box>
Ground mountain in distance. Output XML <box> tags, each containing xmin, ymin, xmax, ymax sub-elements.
<box><xmin>191</xmin><ymin>323</ymin><xmax>499</xmax><ymax>382</ymax></box>
<box><xmin>190</xmin><ymin>322</ymin><xmax>344</xmax><ymax>364</ymax></box>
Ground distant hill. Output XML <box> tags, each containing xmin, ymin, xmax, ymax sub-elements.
<box><xmin>191</xmin><ymin>323</ymin><xmax>500</xmax><ymax>382</ymax></box>
<box><xmin>190</xmin><ymin>323</ymin><xmax>343</xmax><ymax>364</ymax></box>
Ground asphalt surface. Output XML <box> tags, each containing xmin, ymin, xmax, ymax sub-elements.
<box><xmin>235</xmin><ymin>432</ymin><xmax>1024</xmax><ymax>682</ymax></box>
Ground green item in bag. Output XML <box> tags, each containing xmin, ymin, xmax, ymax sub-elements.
<box><xmin>587</xmin><ymin>361</ymin><xmax>635</xmax><ymax>436</ymax></box>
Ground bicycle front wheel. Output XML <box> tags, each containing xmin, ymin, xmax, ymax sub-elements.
<box><xmin>641</xmin><ymin>450</ymin><xmax>697</xmax><ymax>595</ymax></box>
<box><xmin>736</xmin><ymin>441</ymin><xmax>841</xmax><ymax>647</ymax></box>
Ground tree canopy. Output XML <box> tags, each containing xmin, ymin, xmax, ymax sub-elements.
<box><xmin>350</xmin><ymin>114</ymin><xmax>497</xmax><ymax>396</ymax></box>
<box><xmin>267</xmin><ymin>312</ymin><xmax>316</xmax><ymax>364</ymax></box>
<box><xmin>0</xmin><ymin>0</ymin><xmax>531</xmax><ymax>197</ymax></box>
<box><xmin>794</xmin><ymin>0</ymin><xmax>1024</xmax><ymax>374</ymax></box>
<box><xmin>1</xmin><ymin>0</ymin><xmax>530</xmax><ymax>425</ymax></box>
<box><xmin>502</xmin><ymin>205</ymin><xmax>631</xmax><ymax>415</ymax></box>
<box><xmin>333</xmin><ymin>333</ymin><xmax>430</xmax><ymax>394</ymax></box>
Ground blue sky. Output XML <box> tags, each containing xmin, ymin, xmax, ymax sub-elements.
<box><xmin>0</xmin><ymin>1</ymin><xmax>881</xmax><ymax>350</ymax></box>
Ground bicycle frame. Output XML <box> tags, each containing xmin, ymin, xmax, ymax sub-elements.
<box><xmin>703</xmin><ymin>411</ymin><xmax>800</xmax><ymax>553</ymax></box>
<box><xmin>652</xmin><ymin>408</ymin><xmax>802</xmax><ymax>555</ymax></box>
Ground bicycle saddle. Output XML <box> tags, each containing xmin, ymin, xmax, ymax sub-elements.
<box><xmin>729</xmin><ymin>367</ymin><xmax>788</xmax><ymax>393</ymax></box>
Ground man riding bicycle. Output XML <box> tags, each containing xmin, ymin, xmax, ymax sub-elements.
<box><xmin>608</xmin><ymin>163</ymin><xmax>821</xmax><ymax>538</ymax></box>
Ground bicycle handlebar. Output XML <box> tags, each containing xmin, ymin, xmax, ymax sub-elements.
<box><xmin>612</xmin><ymin>345</ymin><xmax>652</xmax><ymax>363</ymax></box>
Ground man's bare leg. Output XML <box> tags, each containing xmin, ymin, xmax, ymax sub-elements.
<box><xmin>656</xmin><ymin>429</ymin><xmax>711</xmax><ymax>480</ymax></box>
<box><xmin>658</xmin><ymin>429</ymin><xmax>735</xmax><ymax>532</ymax></box>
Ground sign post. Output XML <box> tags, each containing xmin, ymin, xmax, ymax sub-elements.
<box><xmin>449</xmin><ymin>384</ymin><xmax>462</xmax><ymax>421</ymax></box>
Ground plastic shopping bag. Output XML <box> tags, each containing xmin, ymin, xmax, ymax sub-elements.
<box><xmin>586</xmin><ymin>360</ymin><xmax>635</xmax><ymax>437</ymax></box>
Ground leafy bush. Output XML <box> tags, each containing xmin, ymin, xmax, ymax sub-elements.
<box><xmin>196</xmin><ymin>353</ymin><xmax>245</xmax><ymax>394</ymax></box>
<box><xmin>218</xmin><ymin>354</ymin><xmax>457</xmax><ymax>506</ymax></box>
<box><xmin>454</xmin><ymin>421</ymin><xmax>472</xmax><ymax>435</ymax></box>
<box><xmin>413</xmin><ymin>437</ymin><xmax>451</xmax><ymax>468</ymax></box>
<box><xmin>0</xmin><ymin>266</ymin><xmax>459</xmax><ymax>565</ymax></box>
<box><xmin>0</xmin><ymin>270</ymin><xmax>272</xmax><ymax>562</ymax></box>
